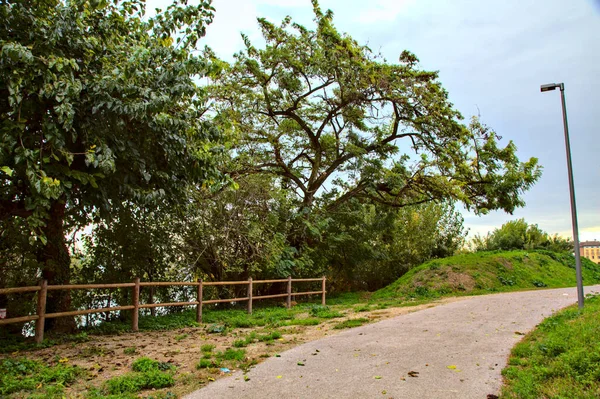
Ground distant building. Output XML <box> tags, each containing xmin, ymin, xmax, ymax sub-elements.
<box><xmin>580</xmin><ymin>240</ymin><xmax>600</xmax><ymax>264</ymax></box>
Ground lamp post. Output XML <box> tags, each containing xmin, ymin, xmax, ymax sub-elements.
<box><xmin>540</xmin><ymin>82</ymin><xmax>584</xmax><ymax>309</ymax></box>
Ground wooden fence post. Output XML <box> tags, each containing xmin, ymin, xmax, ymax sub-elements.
<box><xmin>132</xmin><ymin>277</ymin><xmax>140</xmax><ymax>332</ymax></box>
<box><xmin>196</xmin><ymin>279</ymin><xmax>203</xmax><ymax>323</ymax></box>
<box><xmin>321</xmin><ymin>276</ymin><xmax>326</xmax><ymax>306</ymax></box>
<box><xmin>286</xmin><ymin>276</ymin><xmax>292</xmax><ymax>309</ymax></box>
<box><xmin>247</xmin><ymin>278</ymin><xmax>253</xmax><ymax>315</ymax></box>
<box><xmin>149</xmin><ymin>286</ymin><xmax>155</xmax><ymax>317</ymax></box>
<box><xmin>35</xmin><ymin>280</ymin><xmax>48</xmax><ymax>344</ymax></box>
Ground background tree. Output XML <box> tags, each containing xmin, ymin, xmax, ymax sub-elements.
<box><xmin>471</xmin><ymin>219</ymin><xmax>572</xmax><ymax>253</ymax></box>
<box><xmin>312</xmin><ymin>200</ymin><xmax>466</xmax><ymax>291</ymax></box>
<box><xmin>0</xmin><ymin>0</ymin><xmax>221</xmax><ymax>332</ymax></box>
<box><xmin>207</xmin><ymin>1</ymin><xmax>541</xmax><ymax>259</ymax></box>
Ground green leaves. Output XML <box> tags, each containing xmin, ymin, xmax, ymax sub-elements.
<box><xmin>1</xmin><ymin>166</ymin><xmax>13</xmax><ymax>176</ymax></box>
<box><xmin>1</xmin><ymin>0</ymin><xmax>222</xmax><ymax>232</ymax></box>
<box><xmin>209</xmin><ymin>1</ymin><xmax>540</xmax><ymax>223</ymax></box>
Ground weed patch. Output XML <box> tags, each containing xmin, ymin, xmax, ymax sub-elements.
<box><xmin>333</xmin><ymin>318</ymin><xmax>369</xmax><ymax>329</ymax></box>
<box><xmin>0</xmin><ymin>358</ymin><xmax>83</xmax><ymax>397</ymax></box>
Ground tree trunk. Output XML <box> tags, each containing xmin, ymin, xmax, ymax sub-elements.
<box><xmin>40</xmin><ymin>199</ymin><xmax>76</xmax><ymax>333</ymax></box>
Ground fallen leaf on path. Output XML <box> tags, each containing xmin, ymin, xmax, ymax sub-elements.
<box><xmin>374</xmin><ymin>376</ymin><xmax>382</xmax><ymax>379</ymax></box>
<box><xmin>514</xmin><ymin>331</ymin><xmax>525</xmax><ymax>335</ymax></box>
<box><xmin>297</xmin><ymin>362</ymin><xmax>305</xmax><ymax>366</ymax></box>
<box><xmin>408</xmin><ymin>371</ymin><xmax>419</xmax><ymax>377</ymax></box>
<box><xmin>447</xmin><ymin>365</ymin><xmax>457</xmax><ymax>369</ymax></box>
<box><xmin>276</xmin><ymin>375</ymin><xmax>282</xmax><ymax>379</ymax></box>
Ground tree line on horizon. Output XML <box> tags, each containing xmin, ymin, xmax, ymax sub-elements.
<box><xmin>1</xmin><ymin>0</ymin><xmax>543</xmax><ymax>334</ymax></box>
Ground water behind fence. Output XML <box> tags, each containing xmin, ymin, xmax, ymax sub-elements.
<box><xmin>0</xmin><ymin>276</ymin><xmax>326</xmax><ymax>343</ymax></box>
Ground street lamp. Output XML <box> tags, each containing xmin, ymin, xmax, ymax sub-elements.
<box><xmin>540</xmin><ymin>82</ymin><xmax>584</xmax><ymax>309</ymax></box>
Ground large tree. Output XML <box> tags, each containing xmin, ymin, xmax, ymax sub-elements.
<box><xmin>0</xmin><ymin>0</ymin><xmax>220</xmax><ymax>332</ymax></box>
<box><xmin>208</xmin><ymin>1</ymin><xmax>541</xmax><ymax>248</ymax></box>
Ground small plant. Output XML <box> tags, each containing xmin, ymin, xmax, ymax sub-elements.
<box><xmin>354</xmin><ymin>304</ymin><xmax>371</xmax><ymax>312</ymax></box>
<box><xmin>196</xmin><ymin>358</ymin><xmax>217</xmax><ymax>369</ymax></box>
<box><xmin>216</xmin><ymin>348</ymin><xmax>246</xmax><ymax>362</ymax></box>
<box><xmin>175</xmin><ymin>333</ymin><xmax>189</xmax><ymax>341</ymax></box>
<box><xmin>333</xmin><ymin>318</ymin><xmax>369</xmax><ymax>329</ymax></box>
<box><xmin>71</xmin><ymin>332</ymin><xmax>90</xmax><ymax>343</ymax></box>
<box><xmin>413</xmin><ymin>286</ymin><xmax>430</xmax><ymax>297</ymax></box>
<box><xmin>498</xmin><ymin>276</ymin><xmax>516</xmax><ymax>286</ymax></box>
<box><xmin>104</xmin><ymin>369</ymin><xmax>174</xmax><ymax>394</ymax></box>
<box><xmin>201</xmin><ymin>344</ymin><xmax>216</xmax><ymax>353</ymax></box>
<box><xmin>132</xmin><ymin>357</ymin><xmax>159</xmax><ymax>372</ymax></box>
<box><xmin>206</xmin><ymin>324</ymin><xmax>226</xmax><ymax>334</ymax></box>
<box><xmin>309</xmin><ymin>305</ymin><xmax>343</xmax><ymax>319</ymax></box>
<box><xmin>79</xmin><ymin>345</ymin><xmax>107</xmax><ymax>357</ymax></box>
<box><xmin>124</xmin><ymin>347</ymin><xmax>138</xmax><ymax>355</ymax></box>
<box><xmin>258</xmin><ymin>331</ymin><xmax>282</xmax><ymax>342</ymax></box>
<box><xmin>283</xmin><ymin>318</ymin><xmax>321</xmax><ymax>326</ymax></box>
<box><xmin>132</xmin><ymin>357</ymin><xmax>174</xmax><ymax>373</ymax></box>
<box><xmin>532</xmin><ymin>280</ymin><xmax>547</xmax><ymax>287</ymax></box>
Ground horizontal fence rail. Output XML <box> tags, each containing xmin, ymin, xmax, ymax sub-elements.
<box><xmin>0</xmin><ymin>276</ymin><xmax>326</xmax><ymax>343</ymax></box>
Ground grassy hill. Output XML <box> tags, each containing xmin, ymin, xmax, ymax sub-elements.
<box><xmin>374</xmin><ymin>250</ymin><xmax>600</xmax><ymax>300</ymax></box>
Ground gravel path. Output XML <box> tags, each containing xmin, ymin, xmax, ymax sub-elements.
<box><xmin>186</xmin><ymin>285</ymin><xmax>600</xmax><ymax>399</ymax></box>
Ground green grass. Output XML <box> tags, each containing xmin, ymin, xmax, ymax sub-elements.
<box><xmin>101</xmin><ymin>357</ymin><xmax>176</xmax><ymax>395</ymax></box>
<box><xmin>333</xmin><ymin>318</ymin><xmax>369</xmax><ymax>329</ymax></box>
<box><xmin>0</xmin><ymin>358</ymin><xmax>83</xmax><ymax>398</ymax></box>
<box><xmin>200</xmin><ymin>344</ymin><xmax>215</xmax><ymax>353</ymax></box>
<box><xmin>500</xmin><ymin>294</ymin><xmax>600</xmax><ymax>398</ymax></box>
<box><xmin>104</xmin><ymin>370</ymin><xmax>174</xmax><ymax>394</ymax></box>
<box><xmin>374</xmin><ymin>250</ymin><xmax>600</xmax><ymax>300</ymax></box>
<box><xmin>308</xmin><ymin>305</ymin><xmax>344</xmax><ymax>319</ymax></box>
<box><xmin>123</xmin><ymin>346</ymin><xmax>137</xmax><ymax>355</ymax></box>
<box><xmin>281</xmin><ymin>317</ymin><xmax>321</xmax><ymax>326</ymax></box>
<box><xmin>216</xmin><ymin>348</ymin><xmax>246</xmax><ymax>362</ymax></box>
<box><xmin>196</xmin><ymin>358</ymin><xmax>219</xmax><ymax>369</ymax></box>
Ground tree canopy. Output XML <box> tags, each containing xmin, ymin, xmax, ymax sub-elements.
<box><xmin>208</xmin><ymin>1</ymin><xmax>541</xmax><ymax>223</ymax></box>
<box><xmin>0</xmin><ymin>0</ymin><xmax>221</xmax><ymax>331</ymax></box>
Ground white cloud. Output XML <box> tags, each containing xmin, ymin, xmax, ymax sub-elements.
<box><xmin>355</xmin><ymin>0</ymin><xmax>416</xmax><ymax>24</ymax></box>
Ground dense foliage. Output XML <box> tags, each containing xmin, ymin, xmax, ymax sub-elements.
<box><xmin>0</xmin><ymin>0</ymin><xmax>222</xmax><ymax>331</ymax></box>
<box><xmin>471</xmin><ymin>219</ymin><xmax>572</xmax><ymax>253</ymax></box>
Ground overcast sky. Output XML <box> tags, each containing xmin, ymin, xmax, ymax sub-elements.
<box><xmin>149</xmin><ymin>0</ymin><xmax>599</xmax><ymax>240</ymax></box>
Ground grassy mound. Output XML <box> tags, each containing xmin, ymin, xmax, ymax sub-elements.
<box><xmin>374</xmin><ymin>250</ymin><xmax>600</xmax><ymax>300</ymax></box>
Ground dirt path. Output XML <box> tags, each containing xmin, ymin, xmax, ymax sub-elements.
<box><xmin>186</xmin><ymin>285</ymin><xmax>600</xmax><ymax>399</ymax></box>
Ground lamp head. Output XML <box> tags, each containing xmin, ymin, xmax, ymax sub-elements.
<box><xmin>541</xmin><ymin>83</ymin><xmax>563</xmax><ymax>92</ymax></box>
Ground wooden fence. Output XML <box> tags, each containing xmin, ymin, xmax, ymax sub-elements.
<box><xmin>0</xmin><ymin>276</ymin><xmax>326</xmax><ymax>344</ymax></box>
